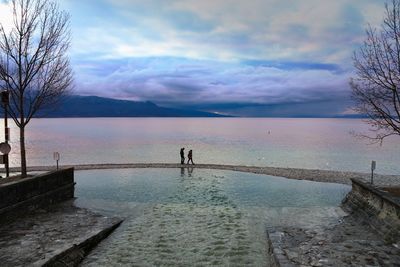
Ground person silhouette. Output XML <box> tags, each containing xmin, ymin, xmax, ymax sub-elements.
<box><xmin>180</xmin><ymin>147</ymin><xmax>185</xmax><ymax>164</ymax></box>
<box><xmin>187</xmin><ymin>149</ymin><xmax>194</xmax><ymax>165</ymax></box>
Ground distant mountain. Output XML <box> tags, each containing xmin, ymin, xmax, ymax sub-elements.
<box><xmin>37</xmin><ymin>95</ymin><xmax>227</xmax><ymax>118</ymax></box>
<box><xmin>331</xmin><ymin>114</ymin><xmax>368</xmax><ymax>119</ymax></box>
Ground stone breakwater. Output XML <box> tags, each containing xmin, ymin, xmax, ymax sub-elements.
<box><xmin>343</xmin><ymin>178</ymin><xmax>400</xmax><ymax>244</ymax></box>
<box><xmin>7</xmin><ymin>163</ymin><xmax>400</xmax><ymax>186</ymax></box>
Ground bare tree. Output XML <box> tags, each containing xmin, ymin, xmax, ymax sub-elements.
<box><xmin>351</xmin><ymin>0</ymin><xmax>400</xmax><ymax>144</ymax></box>
<box><xmin>0</xmin><ymin>0</ymin><xmax>72</xmax><ymax>177</ymax></box>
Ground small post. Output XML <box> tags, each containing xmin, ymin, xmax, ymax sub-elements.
<box><xmin>53</xmin><ymin>152</ymin><xmax>60</xmax><ymax>170</ymax></box>
<box><xmin>371</xmin><ymin>160</ymin><xmax>376</xmax><ymax>184</ymax></box>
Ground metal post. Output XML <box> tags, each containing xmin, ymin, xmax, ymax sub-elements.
<box><xmin>4</xmin><ymin>99</ymin><xmax>8</xmax><ymax>178</ymax></box>
<box><xmin>371</xmin><ymin>168</ymin><xmax>374</xmax><ymax>184</ymax></box>
<box><xmin>371</xmin><ymin>160</ymin><xmax>376</xmax><ymax>185</ymax></box>
<box><xmin>54</xmin><ymin>152</ymin><xmax>60</xmax><ymax>170</ymax></box>
<box><xmin>1</xmin><ymin>91</ymin><xmax>9</xmax><ymax>178</ymax></box>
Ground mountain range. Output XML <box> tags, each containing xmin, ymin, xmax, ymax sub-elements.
<box><xmin>39</xmin><ymin>95</ymin><xmax>227</xmax><ymax>117</ymax></box>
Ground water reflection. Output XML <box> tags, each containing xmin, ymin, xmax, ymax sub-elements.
<box><xmin>188</xmin><ymin>166</ymin><xmax>194</xmax><ymax>177</ymax></box>
<box><xmin>180</xmin><ymin>166</ymin><xmax>194</xmax><ymax>178</ymax></box>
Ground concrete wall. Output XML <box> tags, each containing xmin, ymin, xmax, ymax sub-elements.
<box><xmin>343</xmin><ymin>178</ymin><xmax>400</xmax><ymax>243</ymax></box>
<box><xmin>0</xmin><ymin>168</ymin><xmax>75</xmax><ymax>223</ymax></box>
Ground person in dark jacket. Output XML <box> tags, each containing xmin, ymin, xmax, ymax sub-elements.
<box><xmin>187</xmin><ymin>149</ymin><xmax>194</xmax><ymax>165</ymax></box>
<box><xmin>180</xmin><ymin>147</ymin><xmax>185</xmax><ymax>164</ymax></box>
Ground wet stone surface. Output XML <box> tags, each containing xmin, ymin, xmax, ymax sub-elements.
<box><xmin>0</xmin><ymin>201</ymin><xmax>120</xmax><ymax>266</ymax></box>
<box><xmin>270</xmin><ymin>214</ymin><xmax>400</xmax><ymax>267</ymax></box>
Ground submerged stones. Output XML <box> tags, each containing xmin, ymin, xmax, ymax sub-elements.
<box><xmin>81</xmin><ymin>172</ymin><xmax>271</xmax><ymax>266</ymax></box>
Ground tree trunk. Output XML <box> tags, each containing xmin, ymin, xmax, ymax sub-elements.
<box><xmin>20</xmin><ymin>126</ymin><xmax>27</xmax><ymax>178</ymax></box>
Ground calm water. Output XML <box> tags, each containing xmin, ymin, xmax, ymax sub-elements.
<box><xmin>4</xmin><ymin>118</ymin><xmax>400</xmax><ymax>174</ymax></box>
<box><xmin>75</xmin><ymin>168</ymin><xmax>350</xmax><ymax>266</ymax></box>
<box><xmin>75</xmin><ymin>169</ymin><xmax>350</xmax><ymax>209</ymax></box>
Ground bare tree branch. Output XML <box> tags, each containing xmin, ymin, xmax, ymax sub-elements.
<box><xmin>351</xmin><ymin>0</ymin><xmax>400</xmax><ymax>143</ymax></box>
<box><xmin>0</xmin><ymin>0</ymin><xmax>72</xmax><ymax>177</ymax></box>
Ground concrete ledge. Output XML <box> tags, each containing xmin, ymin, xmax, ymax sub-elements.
<box><xmin>42</xmin><ymin>218</ymin><xmax>122</xmax><ymax>267</ymax></box>
<box><xmin>0</xmin><ymin>202</ymin><xmax>123</xmax><ymax>266</ymax></box>
<box><xmin>342</xmin><ymin>178</ymin><xmax>400</xmax><ymax>243</ymax></box>
<box><xmin>0</xmin><ymin>182</ymin><xmax>75</xmax><ymax>221</ymax></box>
<box><xmin>0</xmin><ymin>168</ymin><xmax>75</xmax><ymax>223</ymax></box>
<box><xmin>350</xmin><ymin>178</ymin><xmax>400</xmax><ymax>207</ymax></box>
<box><xmin>267</xmin><ymin>230</ymin><xmax>296</xmax><ymax>267</ymax></box>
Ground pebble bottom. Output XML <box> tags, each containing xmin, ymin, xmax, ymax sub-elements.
<box><xmin>81</xmin><ymin>173</ymin><xmax>270</xmax><ymax>266</ymax></box>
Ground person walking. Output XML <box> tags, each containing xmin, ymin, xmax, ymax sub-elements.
<box><xmin>187</xmin><ymin>149</ymin><xmax>194</xmax><ymax>165</ymax></box>
<box><xmin>180</xmin><ymin>147</ymin><xmax>185</xmax><ymax>164</ymax></box>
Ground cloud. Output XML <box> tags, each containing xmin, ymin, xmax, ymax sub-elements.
<box><xmin>59</xmin><ymin>0</ymin><xmax>385</xmax><ymax>64</ymax></box>
<box><xmin>72</xmin><ymin>56</ymin><xmax>352</xmax><ymax>115</ymax></box>
<box><xmin>2</xmin><ymin>0</ymin><xmax>388</xmax><ymax>116</ymax></box>
<box><xmin>0</xmin><ymin>1</ymin><xmax>13</xmax><ymax>31</ymax></box>
<box><xmin>241</xmin><ymin>60</ymin><xmax>343</xmax><ymax>73</ymax></box>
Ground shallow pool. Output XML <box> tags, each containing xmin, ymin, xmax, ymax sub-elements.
<box><xmin>75</xmin><ymin>168</ymin><xmax>350</xmax><ymax>266</ymax></box>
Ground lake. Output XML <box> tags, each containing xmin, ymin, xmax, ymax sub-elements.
<box><xmin>4</xmin><ymin>118</ymin><xmax>400</xmax><ymax>174</ymax></box>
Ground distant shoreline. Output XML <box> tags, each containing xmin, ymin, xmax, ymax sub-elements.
<box><xmin>6</xmin><ymin>163</ymin><xmax>400</xmax><ymax>186</ymax></box>
<box><xmin>19</xmin><ymin>95</ymin><xmax>367</xmax><ymax>118</ymax></box>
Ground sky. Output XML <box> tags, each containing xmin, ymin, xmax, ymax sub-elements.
<box><xmin>0</xmin><ymin>0</ymin><xmax>387</xmax><ymax>116</ymax></box>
